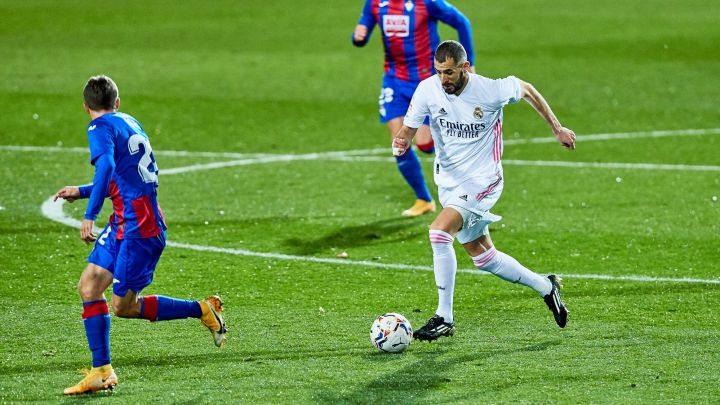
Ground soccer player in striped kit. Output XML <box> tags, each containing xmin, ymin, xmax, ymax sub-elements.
<box><xmin>392</xmin><ymin>41</ymin><xmax>575</xmax><ymax>340</ymax></box>
<box><xmin>54</xmin><ymin>76</ymin><xmax>227</xmax><ymax>394</ymax></box>
<box><xmin>352</xmin><ymin>0</ymin><xmax>474</xmax><ymax>217</ymax></box>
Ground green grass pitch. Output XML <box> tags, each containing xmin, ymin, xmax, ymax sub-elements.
<box><xmin>1</xmin><ymin>0</ymin><xmax>719</xmax><ymax>402</ymax></box>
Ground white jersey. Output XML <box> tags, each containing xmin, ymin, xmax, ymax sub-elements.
<box><xmin>404</xmin><ymin>73</ymin><xmax>523</xmax><ymax>188</ymax></box>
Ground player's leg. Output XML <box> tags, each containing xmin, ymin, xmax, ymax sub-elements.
<box><xmin>463</xmin><ymin>234</ymin><xmax>568</xmax><ymax>328</ymax></box>
<box><xmin>386</xmin><ymin>117</ymin><xmax>435</xmax><ymax>216</ymax></box>
<box><xmin>77</xmin><ymin>263</ymin><xmax>114</xmax><ymax>369</ymax></box>
<box><xmin>415</xmin><ymin>123</ymin><xmax>434</xmax><ymax>154</ymax></box>
<box><xmin>64</xmin><ymin>226</ymin><xmax>118</xmax><ymax>395</ymax></box>
<box><xmin>415</xmin><ymin>207</ymin><xmax>463</xmax><ymax>341</ymax></box>
<box><xmin>113</xmin><ymin>233</ymin><xmax>227</xmax><ymax>347</ymax></box>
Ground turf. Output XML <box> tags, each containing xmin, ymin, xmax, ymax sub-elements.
<box><xmin>1</xmin><ymin>0</ymin><xmax>719</xmax><ymax>403</ymax></box>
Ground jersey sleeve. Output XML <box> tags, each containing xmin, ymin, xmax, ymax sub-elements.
<box><xmin>426</xmin><ymin>0</ymin><xmax>474</xmax><ymax>65</ymax></box>
<box><xmin>78</xmin><ymin>183</ymin><xmax>110</xmax><ymax>199</ymax></box>
<box><xmin>84</xmin><ymin>154</ymin><xmax>115</xmax><ymax>220</ymax></box>
<box><xmin>488</xmin><ymin>76</ymin><xmax>524</xmax><ymax>108</ymax></box>
<box><xmin>84</xmin><ymin>122</ymin><xmax>116</xmax><ymax>220</ymax></box>
<box><xmin>352</xmin><ymin>0</ymin><xmax>377</xmax><ymax>47</ymax></box>
<box><xmin>403</xmin><ymin>83</ymin><xmax>431</xmax><ymax>128</ymax></box>
<box><xmin>87</xmin><ymin>122</ymin><xmax>115</xmax><ymax>165</ymax></box>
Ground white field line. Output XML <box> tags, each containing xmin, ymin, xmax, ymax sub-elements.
<box><xmin>504</xmin><ymin>127</ymin><xmax>720</xmax><ymax>145</ymax></box>
<box><xmin>162</xmin><ymin>149</ymin><xmax>388</xmax><ymax>175</ymax></box>
<box><xmin>0</xmin><ymin>144</ymin><xmax>386</xmax><ymax>159</ymax></box>
<box><xmin>3</xmin><ymin>127</ymin><xmax>720</xmax><ymax>157</ymax></box>
<box><xmin>41</xmin><ymin>196</ymin><xmax>720</xmax><ymax>285</ymax></box>
<box><xmin>504</xmin><ymin>160</ymin><xmax>720</xmax><ymax>172</ymax></box>
<box><xmin>328</xmin><ymin>155</ymin><xmax>720</xmax><ymax>172</ymax></box>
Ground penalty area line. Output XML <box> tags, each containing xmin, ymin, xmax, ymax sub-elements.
<box><xmin>41</xmin><ymin>196</ymin><xmax>720</xmax><ymax>285</ymax></box>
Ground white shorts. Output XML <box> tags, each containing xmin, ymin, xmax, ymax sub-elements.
<box><xmin>439</xmin><ymin>176</ymin><xmax>504</xmax><ymax>244</ymax></box>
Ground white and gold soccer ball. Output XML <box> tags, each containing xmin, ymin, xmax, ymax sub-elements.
<box><xmin>370</xmin><ymin>313</ymin><xmax>413</xmax><ymax>353</ymax></box>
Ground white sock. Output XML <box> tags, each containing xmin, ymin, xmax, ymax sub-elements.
<box><xmin>429</xmin><ymin>230</ymin><xmax>456</xmax><ymax>322</ymax></box>
<box><xmin>472</xmin><ymin>248</ymin><xmax>552</xmax><ymax>296</ymax></box>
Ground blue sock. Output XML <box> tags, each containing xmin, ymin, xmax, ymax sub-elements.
<box><xmin>82</xmin><ymin>299</ymin><xmax>111</xmax><ymax>367</ymax></box>
<box><xmin>141</xmin><ymin>295</ymin><xmax>202</xmax><ymax>321</ymax></box>
<box><xmin>395</xmin><ymin>148</ymin><xmax>433</xmax><ymax>202</ymax></box>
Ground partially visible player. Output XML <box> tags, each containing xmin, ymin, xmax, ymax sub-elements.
<box><xmin>54</xmin><ymin>75</ymin><xmax>227</xmax><ymax>395</ymax></box>
<box><xmin>392</xmin><ymin>40</ymin><xmax>575</xmax><ymax>341</ymax></box>
<box><xmin>352</xmin><ymin>0</ymin><xmax>475</xmax><ymax>217</ymax></box>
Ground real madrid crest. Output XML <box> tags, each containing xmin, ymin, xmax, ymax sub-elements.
<box><xmin>473</xmin><ymin>106</ymin><xmax>483</xmax><ymax>120</ymax></box>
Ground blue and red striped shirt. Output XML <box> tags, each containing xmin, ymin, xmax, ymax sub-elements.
<box><xmin>353</xmin><ymin>0</ymin><xmax>474</xmax><ymax>82</ymax></box>
<box><xmin>84</xmin><ymin>112</ymin><xmax>166</xmax><ymax>240</ymax></box>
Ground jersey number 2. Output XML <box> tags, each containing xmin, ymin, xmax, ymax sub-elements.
<box><xmin>128</xmin><ymin>134</ymin><xmax>159</xmax><ymax>184</ymax></box>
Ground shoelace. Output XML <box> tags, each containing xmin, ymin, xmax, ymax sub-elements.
<box><xmin>426</xmin><ymin>315</ymin><xmax>445</xmax><ymax>328</ymax></box>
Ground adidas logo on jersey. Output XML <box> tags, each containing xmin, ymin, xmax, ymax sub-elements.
<box><xmin>438</xmin><ymin>108</ymin><xmax>447</xmax><ymax>115</ymax></box>
<box><xmin>459</xmin><ymin>195</ymin><xmax>468</xmax><ymax>201</ymax></box>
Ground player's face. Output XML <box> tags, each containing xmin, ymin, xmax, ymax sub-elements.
<box><xmin>435</xmin><ymin>58</ymin><xmax>469</xmax><ymax>95</ymax></box>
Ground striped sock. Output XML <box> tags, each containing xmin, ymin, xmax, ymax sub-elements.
<box><xmin>82</xmin><ymin>299</ymin><xmax>111</xmax><ymax>367</ymax></box>
<box><xmin>429</xmin><ymin>230</ymin><xmax>457</xmax><ymax>322</ymax></box>
<box><xmin>416</xmin><ymin>139</ymin><xmax>435</xmax><ymax>154</ymax></box>
<box><xmin>140</xmin><ymin>295</ymin><xmax>202</xmax><ymax>321</ymax></box>
<box><xmin>472</xmin><ymin>248</ymin><xmax>552</xmax><ymax>296</ymax></box>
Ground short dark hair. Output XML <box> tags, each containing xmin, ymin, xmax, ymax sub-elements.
<box><xmin>434</xmin><ymin>40</ymin><xmax>467</xmax><ymax>65</ymax></box>
<box><xmin>83</xmin><ymin>75</ymin><xmax>119</xmax><ymax>111</ymax></box>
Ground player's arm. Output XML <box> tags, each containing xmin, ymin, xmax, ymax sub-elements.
<box><xmin>427</xmin><ymin>0</ymin><xmax>475</xmax><ymax>69</ymax></box>
<box><xmin>394</xmin><ymin>84</ymin><xmax>430</xmax><ymax>155</ymax></box>
<box><xmin>352</xmin><ymin>0</ymin><xmax>377</xmax><ymax>46</ymax></box>
<box><xmin>519</xmin><ymin>79</ymin><xmax>576</xmax><ymax>150</ymax></box>
<box><xmin>81</xmin><ymin>125</ymin><xmax>115</xmax><ymax>244</ymax></box>
<box><xmin>81</xmin><ymin>154</ymin><xmax>114</xmax><ymax>244</ymax></box>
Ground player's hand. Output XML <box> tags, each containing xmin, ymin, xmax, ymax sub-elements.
<box><xmin>353</xmin><ymin>24</ymin><xmax>368</xmax><ymax>43</ymax></box>
<box><xmin>392</xmin><ymin>137</ymin><xmax>409</xmax><ymax>156</ymax></box>
<box><xmin>81</xmin><ymin>219</ymin><xmax>97</xmax><ymax>245</ymax></box>
<box><xmin>554</xmin><ymin>127</ymin><xmax>576</xmax><ymax>150</ymax></box>
<box><xmin>54</xmin><ymin>186</ymin><xmax>81</xmax><ymax>203</ymax></box>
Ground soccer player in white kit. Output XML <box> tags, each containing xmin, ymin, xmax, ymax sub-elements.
<box><xmin>392</xmin><ymin>40</ymin><xmax>576</xmax><ymax>341</ymax></box>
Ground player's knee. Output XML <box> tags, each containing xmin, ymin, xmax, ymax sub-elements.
<box><xmin>112</xmin><ymin>304</ymin><xmax>134</xmax><ymax>318</ymax></box>
<box><xmin>111</xmin><ymin>297</ymin><xmax>138</xmax><ymax>318</ymax></box>
<box><xmin>77</xmin><ymin>278</ymin><xmax>100</xmax><ymax>302</ymax></box>
<box><xmin>430</xmin><ymin>217</ymin><xmax>461</xmax><ymax>235</ymax></box>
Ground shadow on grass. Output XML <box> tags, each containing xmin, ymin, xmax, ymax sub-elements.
<box><xmin>4</xmin><ymin>342</ymin><xmax>560</xmax><ymax>402</ymax></box>
<box><xmin>284</xmin><ymin>217</ymin><xmax>419</xmax><ymax>255</ymax></box>
<box><xmin>314</xmin><ymin>340</ymin><xmax>562</xmax><ymax>404</ymax></box>
<box><xmin>0</xmin><ymin>346</ymin><xmax>374</xmax><ymax>377</ymax></box>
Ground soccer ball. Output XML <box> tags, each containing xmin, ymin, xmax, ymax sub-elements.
<box><xmin>370</xmin><ymin>313</ymin><xmax>413</xmax><ymax>353</ymax></box>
